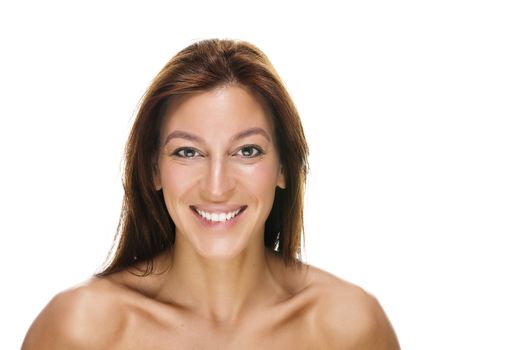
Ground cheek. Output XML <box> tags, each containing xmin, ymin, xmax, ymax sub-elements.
<box><xmin>160</xmin><ymin>164</ymin><xmax>199</xmax><ymax>199</ymax></box>
<box><xmin>159</xmin><ymin>164</ymin><xmax>201</xmax><ymax>227</ymax></box>
<box><xmin>160</xmin><ymin>159</ymin><xmax>280</xmax><ymax>202</ymax></box>
<box><xmin>238</xmin><ymin>161</ymin><xmax>280</xmax><ymax>198</ymax></box>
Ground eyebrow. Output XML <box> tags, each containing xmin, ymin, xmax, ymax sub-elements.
<box><xmin>163</xmin><ymin>130</ymin><xmax>203</xmax><ymax>145</ymax></box>
<box><xmin>231</xmin><ymin>127</ymin><xmax>271</xmax><ymax>142</ymax></box>
<box><xmin>163</xmin><ymin>127</ymin><xmax>271</xmax><ymax>146</ymax></box>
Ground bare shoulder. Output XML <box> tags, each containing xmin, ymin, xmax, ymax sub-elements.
<box><xmin>305</xmin><ymin>265</ymin><xmax>400</xmax><ymax>350</ymax></box>
<box><xmin>22</xmin><ymin>277</ymin><xmax>127</xmax><ymax>350</ymax></box>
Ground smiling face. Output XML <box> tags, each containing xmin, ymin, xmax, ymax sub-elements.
<box><xmin>155</xmin><ymin>85</ymin><xmax>285</xmax><ymax>260</ymax></box>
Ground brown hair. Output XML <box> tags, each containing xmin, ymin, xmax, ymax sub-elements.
<box><xmin>97</xmin><ymin>39</ymin><xmax>308</xmax><ymax>276</ymax></box>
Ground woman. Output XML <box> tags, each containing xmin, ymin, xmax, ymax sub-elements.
<box><xmin>22</xmin><ymin>39</ymin><xmax>400</xmax><ymax>349</ymax></box>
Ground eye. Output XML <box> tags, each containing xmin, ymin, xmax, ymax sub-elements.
<box><xmin>172</xmin><ymin>147</ymin><xmax>201</xmax><ymax>158</ymax></box>
<box><xmin>235</xmin><ymin>145</ymin><xmax>264</xmax><ymax>158</ymax></box>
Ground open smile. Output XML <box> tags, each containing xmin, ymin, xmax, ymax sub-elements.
<box><xmin>190</xmin><ymin>205</ymin><xmax>247</xmax><ymax>223</ymax></box>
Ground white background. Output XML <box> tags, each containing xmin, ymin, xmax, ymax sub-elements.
<box><xmin>1</xmin><ymin>1</ymin><xmax>524</xmax><ymax>349</ymax></box>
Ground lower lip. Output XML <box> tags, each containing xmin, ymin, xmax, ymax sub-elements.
<box><xmin>191</xmin><ymin>208</ymin><xmax>245</xmax><ymax>229</ymax></box>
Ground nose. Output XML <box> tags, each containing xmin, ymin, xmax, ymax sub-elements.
<box><xmin>200</xmin><ymin>156</ymin><xmax>235</xmax><ymax>201</ymax></box>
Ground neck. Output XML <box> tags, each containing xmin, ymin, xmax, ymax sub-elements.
<box><xmin>157</xmin><ymin>237</ymin><xmax>280</xmax><ymax>325</ymax></box>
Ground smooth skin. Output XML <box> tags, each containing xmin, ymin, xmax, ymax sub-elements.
<box><xmin>22</xmin><ymin>86</ymin><xmax>400</xmax><ymax>349</ymax></box>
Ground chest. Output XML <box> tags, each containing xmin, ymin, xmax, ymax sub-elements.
<box><xmin>112</xmin><ymin>305</ymin><xmax>322</xmax><ymax>350</ymax></box>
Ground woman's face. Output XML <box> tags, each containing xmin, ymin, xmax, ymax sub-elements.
<box><xmin>155</xmin><ymin>85</ymin><xmax>285</xmax><ymax>260</ymax></box>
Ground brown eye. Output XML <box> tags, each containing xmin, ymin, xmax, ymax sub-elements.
<box><xmin>173</xmin><ymin>147</ymin><xmax>201</xmax><ymax>158</ymax></box>
<box><xmin>236</xmin><ymin>145</ymin><xmax>263</xmax><ymax>158</ymax></box>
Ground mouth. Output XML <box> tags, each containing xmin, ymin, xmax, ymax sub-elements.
<box><xmin>190</xmin><ymin>205</ymin><xmax>247</xmax><ymax>223</ymax></box>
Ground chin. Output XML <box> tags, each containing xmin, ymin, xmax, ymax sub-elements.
<box><xmin>183</xmin><ymin>224</ymin><xmax>267</xmax><ymax>262</ymax></box>
<box><xmin>192</xmin><ymin>238</ymin><xmax>250</xmax><ymax>261</ymax></box>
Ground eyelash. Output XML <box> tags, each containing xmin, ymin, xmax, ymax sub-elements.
<box><xmin>172</xmin><ymin>147</ymin><xmax>201</xmax><ymax>159</ymax></box>
<box><xmin>235</xmin><ymin>144</ymin><xmax>264</xmax><ymax>158</ymax></box>
<box><xmin>171</xmin><ymin>145</ymin><xmax>264</xmax><ymax>159</ymax></box>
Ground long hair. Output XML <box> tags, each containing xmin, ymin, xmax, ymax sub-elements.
<box><xmin>97</xmin><ymin>39</ymin><xmax>308</xmax><ymax>276</ymax></box>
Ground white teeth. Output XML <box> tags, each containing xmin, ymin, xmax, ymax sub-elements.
<box><xmin>195</xmin><ymin>208</ymin><xmax>243</xmax><ymax>223</ymax></box>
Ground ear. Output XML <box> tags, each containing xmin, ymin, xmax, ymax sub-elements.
<box><xmin>153</xmin><ymin>163</ymin><xmax>162</xmax><ymax>191</ymax></box>
<box><xmin>277</xmin><ymin>165</ymin><xmax>286</xmax><ymax>189</ymax></box>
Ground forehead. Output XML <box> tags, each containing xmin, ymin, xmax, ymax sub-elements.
<box><xmin>161</xmin><ymin>85</ymin><xmax>275</xmax><ymax>141</ymax></box>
